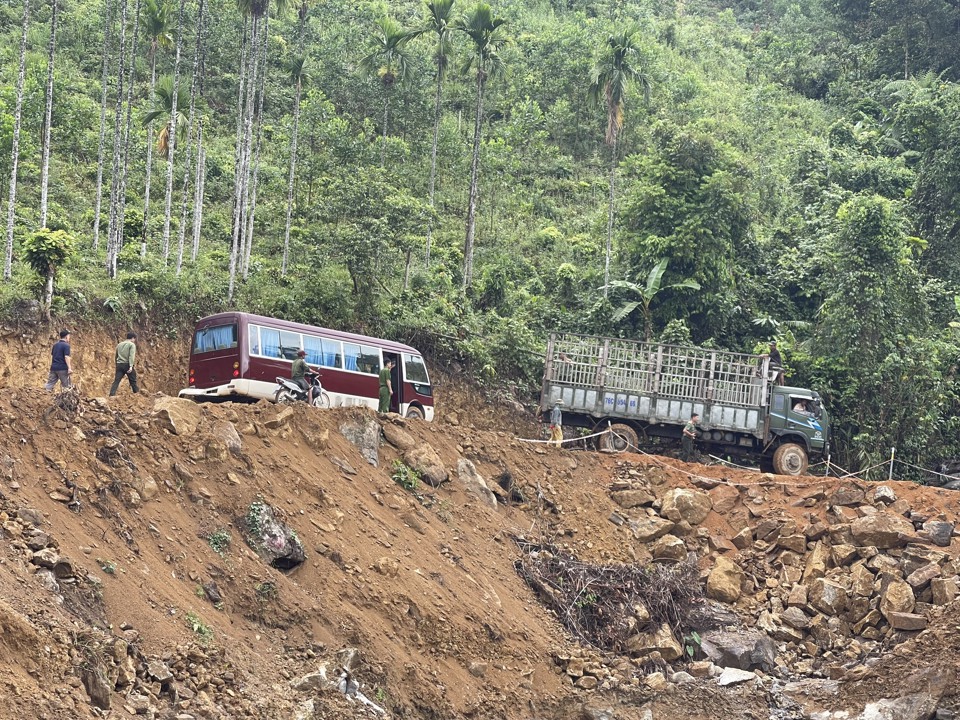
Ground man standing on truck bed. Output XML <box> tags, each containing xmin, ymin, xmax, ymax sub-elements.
<box><xmin>681</xmin><ymin>413</ymin><xmax>699</xmax><ymax>462</ymax></box>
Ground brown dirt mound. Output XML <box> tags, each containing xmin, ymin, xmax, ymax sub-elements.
<box><xmin>1</xmin><ymin>326</ymin><xmax>960</xmax><ymax>719</ymax></box>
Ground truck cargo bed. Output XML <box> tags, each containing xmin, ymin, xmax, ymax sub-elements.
<box><xmin>542</xmin><ymin>334</ymin><xmax>772</xmax><ymax>435</ymax></box>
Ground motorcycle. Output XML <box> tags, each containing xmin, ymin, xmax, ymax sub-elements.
<box><xmin>274</xmin><ymin>370</ymin><xmax>331</xmax><ymax>408</ymax></box>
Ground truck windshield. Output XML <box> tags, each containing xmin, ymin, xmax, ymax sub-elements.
<box><xmin>193</xmin><ymin>324</ymin><xmax>238</xmax><ymax>353</ymax></box>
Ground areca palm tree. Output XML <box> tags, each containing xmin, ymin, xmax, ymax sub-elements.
<box><xmin>39</xmin><ymin>0</ymin><xmax>61</xmax><ymax>228</ymax></box>
<box><xmin>5</xmin><ymin>0</ymin><xmax>31</xmax><ymax>280</ymax></box>
<box><xmin>160</xmin><ymin>0</ymin><xmax>188</xmax><ymax>263</ymax></box>
<box><xmin>230</xmin><ymin>0</ymin><xmax>287</xmax><ymax>300</ymax></box>
<box><xmin>420</xmin><ymin>0</ymin><xmax>455</xmax><ymax>265</ymax></box>
<box><xmin>458</xmin><ymin>2</ymin><xmax>505</xmax><ymax>289</ymax></box>
<box><xmin>110</xmin><ymin>0</ymin><xmax>143</xmax><ymax>277</ymax></box>
<box><xmin>281</xmin><ymin>53</ymin><xmax>308</xmax><ymax>277</ymax></box>
<box><xmin>105</xmin><ymin>0</ymin><xmax>129</xmax><ymax>276</ymax></box>
<box><xmin>92</xmin><ymin>0</ymin><xmax>113</xmax><ymax>251</ymax></box>
<box><xmin>359</xmin><ymin>16</ymin><xmax>414</xmax><ymax>168</ymax></box>
<box><xmin>142</xmin><ymin>76</ymin><xmax>188</xmax><ymax>157</ymax></box>
<box><xmin>175</xmin><ymin>0</ymin><xmax>206</xmax><ymax>275</ymax></box>
<box><xmin>588</xmin><ymin>26</ymin><xmax>651</xmax><ymax>298</ymax></box>
<box><xmin>141</xmin><ymin>0</ymin><xmax>174</xmax><ymax>254</ymax></box>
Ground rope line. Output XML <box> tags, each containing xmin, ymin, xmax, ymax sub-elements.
<box><xmin>519</xmin><ymin>427</ymin><xmax>958</xmax><ymax>488</ymax></box>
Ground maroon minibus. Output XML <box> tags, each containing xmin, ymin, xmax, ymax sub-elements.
<box><xmin>178</xmin><ymin>312</ymin><xmax>435</xmax><ymax>420</ymax></box>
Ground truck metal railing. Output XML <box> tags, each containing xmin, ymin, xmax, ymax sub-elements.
<box><xmin>545</xmin><ymin>333</ymin><xmax>768</xmax><ymax>409</ymax></box>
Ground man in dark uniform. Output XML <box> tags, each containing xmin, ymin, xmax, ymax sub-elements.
<box><xmin>681</xmin><ymin>412</ymin><xmax>699</xmax><ymax>462</ymax></box>
<box><xmin>45</xmin><ymin>329</ymin><xmax>73</xmax><ymax>391</ymax></box>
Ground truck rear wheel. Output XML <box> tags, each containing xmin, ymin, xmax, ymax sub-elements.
<box><xmin>773</xmin><ymin>443</ymin><xmax>808</xmax><ymax>476</ymax></box>
<box><xmin>599</xmin><ymin>423</ymin><xmax>638</xmax><ymax>453</ymax></box>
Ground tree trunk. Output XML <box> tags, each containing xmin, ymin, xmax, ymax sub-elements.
<box><xmin>43</xmin><ymin>266</ymin><xmax>54</xmax><ymax>321</ymax></box>
<box><xmin>228</xmin><ymin>16</ymin><xmax>250</xmax><ymax>302</ymax></box>
<box><xmin>175</xmin><ymin>0</ymin><xmax>205</xmax><ymax>275</ymax></box>
<box><xmin>142</xmin><ymin>45</ymin><xmax>158</xmax><ymax>257</ymax></box>
<box><xmin>105</xmin><ymin>0</ymin><xmax>129</xmax><ymax>277</ymax></box>
<box><xmin>603</xmin><ymin>134</ymin><xmax>618</xmax><ymax>299</ymax></box>
<box><xmin>161</xmin><ymin>0</ymin><xmax>187</xmax><ymax>264</ymax></box>
<box><xmin>5</xmin><ymin>0</ymin><xmax>31</xmax><ymax>281</ymax></box>
<box><xmin>111</xmin><ymin>0</ymin><xmax>143</xmax><ymax>278</ymax></box>
<box><xmin>281</xmin><ymin>77</ymin><xmax>302</xmax><ymax>277</ymax></box>
<box><xmin>191</xmin><ymin>130</ymin><xmax>205</xmax><ymax>260</ymax></box>
<box><xmin>380</xmin><ymin>92</ymin><xmax>389</xmax><ymax>168</ymax></box>
<box><xmin>92</xmin><ymin>0</ymin><xmax>113</xmax><ymax>252</ymax></box>
<box><xmin>463</xmin><ymin>70</ymin><xmax>485</xmax><ymax>290</ymax></box>
<box><xmin>242</xmin><ymin>14</ymin><xmax>268</xmax><ymax>280</ymax></box>
<box><xmin>229</xmin><ymin>14</ymin><xmax>258</xmax><ymax>302</ymax></box>
<box><xmin>425</xmin><ymin>69</ymin><xmax>442</xmax><ymax>266</ymax></box>
<box><xmin>39</xmin><ymin>0</ymin><xmax>60</xmax><ymax>229</ymax></box>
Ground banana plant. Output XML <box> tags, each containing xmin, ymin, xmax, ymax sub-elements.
<box><xmin>609</xmin><ymin>259</ymin><xmax>700</xmax><ymax>341</ymax></box>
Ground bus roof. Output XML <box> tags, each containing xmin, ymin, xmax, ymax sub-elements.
<box><xmin>194</xmin><ymin>312</ymin><xmax>423</xmax><ymax>355</ymax></box>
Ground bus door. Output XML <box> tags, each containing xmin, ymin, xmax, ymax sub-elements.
<box><xmin>384</xmin><ymin>351</ymin><xmax>401</xmax><ymax>412</ymax></box>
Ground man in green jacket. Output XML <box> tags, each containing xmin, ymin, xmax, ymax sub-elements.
<box><xmin>110</xmin><ymin>332</ymin><xmax>140</xmax><ymax>396</ymax></box>
<box><xmin>378</xmin><ymin>358</ymin><xmax>396</xmax><ymax>413</ymax></box>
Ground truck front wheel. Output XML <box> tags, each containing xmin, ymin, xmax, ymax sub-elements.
<box><xmin>599</xmin><ymin>423</ymin><xmax>638</xmax><ymax>453</ymax></box>
<box><xmin>773</xmin><ymin>443</ymin><xmax>808</xmax><ymax>476</ymax></box>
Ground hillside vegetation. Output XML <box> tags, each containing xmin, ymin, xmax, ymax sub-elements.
<box><xmin>2</xmin><ymin>0</ymin><xmax>960</xmax><ymax>473</ymax></box>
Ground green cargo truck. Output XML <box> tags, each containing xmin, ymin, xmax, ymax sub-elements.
<box><xmin>540</xmin><ymin>333</ymin><xmax>829</xmax><ymax>476</ymax></box>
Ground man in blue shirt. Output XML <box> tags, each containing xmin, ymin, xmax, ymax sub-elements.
<box><xmin>45</xmin><ymin>329</ymin><xmax>72</xmax><ymax>391</ymax></box>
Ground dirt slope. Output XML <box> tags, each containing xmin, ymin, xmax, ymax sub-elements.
<box><xmin>2</xmin><ymin>323</ymin><xmax>960</xmax><ymax>720</ymax></box>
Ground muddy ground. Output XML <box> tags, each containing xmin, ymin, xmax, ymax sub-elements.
<box><xmin>0</xmin><ymin>323</ymin><xmax>958</xmax><ymax>720</ymax></box>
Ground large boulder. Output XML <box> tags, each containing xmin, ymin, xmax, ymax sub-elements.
<box><xmin>153</xmin><ymin>397</ymin><xmax>202</xmax><ymax>436</ymax></box>
<box><xmin>850</xmin><ymin>514</ymin><xmax>916</xmax><ymax>549</ymax></box>
<box><xmin>456</xmin><ymin>459</ymin><xmax>497</xmax><ymax>508</ymax></box>
<box><xmin>610</xmin><ymin>488</ymin><xmax>655</xmax><ymax>509</ymax></box>
<box><xmin>404</xmin><ymin>444</ymin><xmax>449</xmax><ymax>487</ymax></box>
<box><xmin>625</xmin><ymin>622</ymin><xmax>683</xmax><ymax>661</ymax></box>
<box><xmin>339</xmin><ymin>415</ymin><xmax>381</xmax><ymax>467</ymax></box>
<box><xmin>699</xmin><ymin>629</ymin><xmax>776</xmax><ymax>672</ymax></box>
<box><xmin>630</xmin><ymin>516</ymin><xmax>675</xmax><ymax>543</ymax></box>
<box><xmin>879</xmin><ymin>577</ymin><xmax>915</xmax><ymax>619</ymax></box>
<box><xmin>242</xmin><ymin>501</ymin><xmax>306</xmax><ymax>570</ymax></box>
<box><xmin>660</xmin><ymin>488</ymin><xmax>713</xmax><ymax>525</ymax></box>
<box><xmin>382</xmin><ymin>423</ymin><xmax>417</xmax><ymax>452</ymax></box>
<box><xmin>210</xmin><ymin>420</ymin><xmax>242</xmax><ymax>455</ymax></box>
<box><xmin>651</xmin><ymin>534</ymin><xmax>687</xmax><ymax>562</ymax></box>
<box><xmin>808</xmin><ymin>578</ymin><xmax>848</xmax><ymax>616</ymax></box>
<box><xmin>706</xmin><ymin>555</ymin><xmax>744</xmax><ymax>604</ymax></box>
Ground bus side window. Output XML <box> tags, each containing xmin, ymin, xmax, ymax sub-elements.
<box><xmin>321</xmin><ymin>339</ymin><xmax>342</xmax><ymax>368</ymax></box>
<box><xmin>359</xmin><ymin>345</ymin><xmax>381</xmax><ymax>374</ymax></box>
<box><xmin>260</xmin><ymin>328</ymin><xmax>281</xmax><ymax>358</ymax></box>
<box><xmin>303</xmin><ymin>335</ymin><xmax>323</xmax><ymax>365</ymax></box>
<box><xmin>343</xmin><ymin>343</ymin><xmax>360</xmax><ymax>372</ymax></box>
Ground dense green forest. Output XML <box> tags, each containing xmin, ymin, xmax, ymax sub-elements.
<box><xmin>2</xmin><ymin>0</ymin><xmax>960</xmax><ymax>475</ymax></box>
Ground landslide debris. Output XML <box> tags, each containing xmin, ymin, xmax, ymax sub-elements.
<box><xmin>1</xmin><ymin>375</ymin><xmax>960</xmax><ymax>720</ymax></box>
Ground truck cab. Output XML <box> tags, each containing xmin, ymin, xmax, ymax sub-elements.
<box><xmin>765</xmin><ymin>386</ymin><xmax>829</xmax><ymax>473</ymax></box>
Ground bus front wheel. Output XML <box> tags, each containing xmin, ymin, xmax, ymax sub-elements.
<box><xmin>406</xmin><ymin>405</ymin><xmax>424</xmax><ymax>420</ymax></box>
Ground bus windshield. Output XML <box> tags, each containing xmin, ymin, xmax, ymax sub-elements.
<box><xmin>193</xmin><ymin>324</ymin><xmax>238</xmax><ymax>353</ymax></box>
<box><xmin>403</xmin><ymin>354</ymin><xmax>430</xmax><ymax>384</ymax></box>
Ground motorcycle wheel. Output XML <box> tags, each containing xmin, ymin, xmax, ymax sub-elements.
<box><xmin>312</xmin><ymin>391</ymin><xmax>331</xmax><ymax>409</ymax></box>
<box><xmin>275</xmin><ymin>388</ymin><xmax>297</xmax><ymax>405</ymax></box>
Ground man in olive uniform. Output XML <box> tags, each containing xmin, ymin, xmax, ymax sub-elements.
<box><xmin>109</xmin><ymin>332</ymin><xmax>140</xmax><ymax>396</ymax></box>
<box><xmin>681</xmin><ymin>412</ymin><xmax>699</xmax><ymax>462</ymax></box>
<box><xmin>378</xmin><ymin>358</ymin><xmax>396</xmax><ymax>413</ymax></box>
<box><xmin>291</xmin><ymin>349</ymin><xmax>313</xmax><ymax>404</ymax></box>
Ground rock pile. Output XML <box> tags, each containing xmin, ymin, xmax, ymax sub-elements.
<box><xmin>605</xmin><ymin>463</ymin><xmax>960</xmax><ymax>680</ymax></box>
